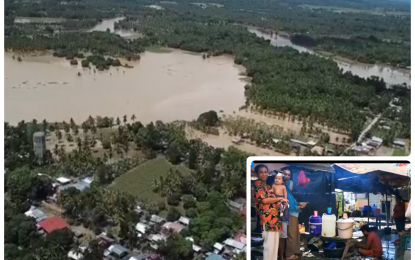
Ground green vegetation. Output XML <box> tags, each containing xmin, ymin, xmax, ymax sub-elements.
<box><xmin>112</xmin><ymin>158</ymin><xmax>192</xmax><ymax>203</ymax></box>
<box><xmin>392</xmin><ymin>149</ymin><xmax>406</xmax><ymax>156</ymax></box>
<box><xmin>292</xmin><ymin>34</ymin><xmax>410</xmax><ymax>65</ymax></box>
<box><xmin>5</xmin><ymin>31</ymin><xmax>145</xmax><ymax>58</ymax></box>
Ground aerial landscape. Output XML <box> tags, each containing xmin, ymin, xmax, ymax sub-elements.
<box><xmin>3</xmin><ymin>0</ymin><xmax>411</xmax><ymax>259</ymax></box>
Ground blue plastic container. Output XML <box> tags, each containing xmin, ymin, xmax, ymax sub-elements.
<box><xmin>309</xmin><ymin>211</ymin><xmax>322</xmax><ymax>235</ymax></box>
<box><xmin>326</xmin><ymin>242</ymin><xmax>337</xmax><ymax>249</ymax></box>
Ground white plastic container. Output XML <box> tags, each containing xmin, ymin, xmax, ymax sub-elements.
<box><xmin>337</xmin><ymin>218</ymin><xmax>354</xmax><ymax>239</ymax></box>
<box><xmin>322</xmin><ymin>213</ymin><xmax>336</xmax><ymax>237</ymax></box>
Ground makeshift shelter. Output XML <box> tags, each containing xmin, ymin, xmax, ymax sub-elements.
<box><xmin>333</xmin><ymin>163</ymin><xmax>410</xmax><ymax>222</ymax></box>
<box><xmin>251</xmin><ymin>162</ymin><xmax>336</xmax><ymax>231</ymax></box>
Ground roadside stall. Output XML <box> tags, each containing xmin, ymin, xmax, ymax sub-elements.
<box><xmin>333</xmin><ymin>163</ymin><xmax>411</xmax><ymax>231</ymax></box>
<box><xmin>251</xmin><ymin>162</ymin><xmax>410</xmax><ymax>260</ymax></box>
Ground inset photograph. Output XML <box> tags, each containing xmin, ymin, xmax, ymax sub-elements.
<box><xmin>249</xmin><ymin>162</ymin><xmax>410</xmax><ymax>260</ymax></box>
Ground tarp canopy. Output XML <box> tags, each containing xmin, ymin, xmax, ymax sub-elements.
<box><xmin>333</xmin><ymin>163</ymin><xmax>410</xmax><ymax>194</ymax></box>
<box><xmin>251</xmin><ymin>162</ymin><xmax>336</xmax><ymax>231</ymax></box>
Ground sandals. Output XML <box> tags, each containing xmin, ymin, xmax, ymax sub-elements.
<box><xmin>286</xmin><ymin>255</ymin><xmax>298</xmax><ymax>259</ymax></box>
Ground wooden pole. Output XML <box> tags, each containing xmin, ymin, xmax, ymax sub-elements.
<box><xmin>342</xmin><ymin>191</ymin><xmax>345</xmax><ymax>216</ymax></box>
<box><xmin>367</xmin><ymin>192</ymin><xmax>370</xmax><ymax>226</ymax></box>
<box><xmin>386</xmin><ymin>193</ymin><xmax>389</xmax><ymax>228</ymax></box>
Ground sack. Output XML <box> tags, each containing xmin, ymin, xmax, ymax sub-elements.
<box><xmin>297</xmin><ymin>170</ymin><xmax>310</xmax><ymax>188</ymax></box>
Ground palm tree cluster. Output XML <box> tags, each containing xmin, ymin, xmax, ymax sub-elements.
<box><xmin>58</xmin><ymin>186</ymin><xmax>136</xmax><ymax>234</ymax></box>
<box><xmin>5</xmin><ymin>31</ymin><xmax>146</xmax><ymax>58</ymax></box>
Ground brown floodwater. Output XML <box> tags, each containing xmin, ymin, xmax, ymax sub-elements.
<box><xmin>4</xmin><ymin>50</ymin><xmax>246</xmax><ymax>125</ymax></box>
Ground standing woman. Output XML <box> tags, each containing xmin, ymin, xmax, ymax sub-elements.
<box><xmin>283</xmin><ymin>170</ymin><xmax>306</xmax><ymax>260</ymax></box>
<box><xmin>392</xmin><ymin>196</ymin><xmax>406</xmax><ymax>232</ymax></box>
<box><xmin>254</xmin><ymin>165</ymin><xmax>285</xmax><ymax>260</ymax></box>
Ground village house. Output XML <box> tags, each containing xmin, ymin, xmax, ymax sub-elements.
<box><xmin>206</xmin><ymin>253</ymin><xmax>226</xmax><ymax>260</ymax></box>
<box><xmin>162</xmin><ymin>222</ymin><xmax>185</xmax><ymax>233</ymax></box>
<box><xmin>178</xmin><ymin>216</ymin><xmax>190</xmax><ymax>226</ymax></box>
<box><xmin>148</xmin><ymin>234</ymin><xmax>167</xmax><ymax>250</ymax></box>
<box><xmin>185</xmin><ymin>237</ymin><xmax>202</xmax><ymax>253</ymax></box>
<box><xmin>25</xmin><ymin>207</ymin><xmax>47</xmax><ymax>222</ymax></box>
<box><xmin>223</xmin><ymin>238</ymin><xmax>246</xmax><ymax>254</ymax></box>
<box><xmin>37</xmin><ymin>216</ymin><xmax>68</xmax><ymax>234</ymax></box>
<box><xmin>105</xmin><ymin>244</ymin><xmax>129</xmax><ymax>259</ymax></box>
<box><xmin>150</xmin><ymin>214</ymin><xmax>165</xmax><ymax>224</ymax></box>
<box><xmin>213</xmin><ymin>242</ymin><xmax>224</xmax><ymax>254</ymax></box>
<box><xmin>135</xmin><ymin>222</ymin><xmax>149</xmax><ymax>237</ymax></box>
<box><xmin>393</xmin><ymin>138</ymin><xmax>406</xmax><ymax>148</ymax></box>
<box><xmin>97</xmin><ymin>232</ymin><xmax>116</xmax><ymax>248</ymax></box>
<box><xmin>56</xmin><ymin>176</ymin><xmax>71</xmax><ymax>185</ymax></box>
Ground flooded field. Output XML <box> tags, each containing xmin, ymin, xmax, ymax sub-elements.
<box><xmin>248</xmin><ymin>27</ymin><xmax>411</xmax><ymax>86</ymax></box>
<box><xmin>234</xmin><ymin>110</ymin><xmax>350</xmax><ymax>144</ymax></box>
<box><xmin>14</xmin><ymin>17</ymin><xmax>69</xmax><ymax>24</ymax></box>
<box><xmin>88</xmin><ymin>17</ymin><xmax>143</xmax><ymax>38</ymax></box>
<box><xmin>4</xmin><ymin>50</ymin><xmax>246</xmax><ymax>125</ymax></box>
<box><xmin>186</xmin><ymin>127</ymin><xmax>288</xmax><ymax>156</ymax></box>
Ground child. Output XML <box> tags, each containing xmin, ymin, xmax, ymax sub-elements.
<box><xmin>270</xmin><ymin>173</ymin><xmax>289</xmax><ymax>220</ymax></box>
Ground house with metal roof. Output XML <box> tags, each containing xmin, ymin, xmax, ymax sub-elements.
<box><xmin>135</xmin><ymin>222</ymin><xmax>149</xmax><ymax>236</ymax></box>
<box><xmin>150</xmin><ymin>214</ymin><xmax>165</xmax><ymax>224</ymax></box>
<box><xmin>223</xmin><ymin>238</ymin><xmax>246</xmax><ymax>251</ymax></box>
<box><xmin>107</xmin><ymin>244</ymin><xmax>129</xmax><ymax>259</ymax></box>
<box><xmin>178</xmin><ymin>216</ymin><xmax>190</xmax><ymax>226</ymax></box>
<box><xmin>25</xmin><ymin>207</ymin><xmax>47</xmax><ymax>222</ymax></box>
<box><xmin>206</xmin><ymin>253</ymin><xmax>226</xmax><ymax>260</ymax></box>
<box><xmin>37</xmin><ymin>216</ymin><xmax>68</xmax><ymax>234</ymax></box>
<box><xmin>213</xmin><ymin>242</ymin><xmax>224</xmax><ymax>254</ymax></box>
<box><xmin>56</xmin><ymin>177</ymin><xmax>71</xmax><ymax>185</ymax></box>
<box><xmin>162</xmin><ymin>222</ymin><xmax>185</xmax><ymax>233</ymax></box>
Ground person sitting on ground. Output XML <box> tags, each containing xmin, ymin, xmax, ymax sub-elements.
<box><xmin>356</xmin><ymin>225</ymin><xmax>383</xmax><ymax>258</ymax></box>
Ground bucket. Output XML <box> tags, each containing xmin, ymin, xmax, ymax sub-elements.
<box><xmin>307</xmin><ymin>236</ymin><xmax>324</xmax><ymax>252</ymax></box>
<box><xmin>337</xmin><ymin>218</ymin><xmax>354</xmax><ymax>239</ymax></box>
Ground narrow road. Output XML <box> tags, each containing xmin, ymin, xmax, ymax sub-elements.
<box><xmin>344</xmin><ymin>113</ymin><xmax>382</xmax><ymax>153</ymax></box>
<box><xmin>344</xmin><ymin>100</ymin><xmax>394</xmax><ymax>154</ymax></box>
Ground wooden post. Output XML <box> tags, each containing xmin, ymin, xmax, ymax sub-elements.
<box><xmin>367</xmin><ymin>192</ymin><xmax>370</xmax><ymax>226</ymax></box>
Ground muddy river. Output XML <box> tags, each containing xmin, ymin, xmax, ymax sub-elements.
<box><xmin>4</xmin><ymin>50</ymin><xmax>246</xmax><ymax>124</ymax></box>
<box><xmin>88</xmin><ymin>17</ymin><xmax>142</xmax><ymax>39</ymax></box>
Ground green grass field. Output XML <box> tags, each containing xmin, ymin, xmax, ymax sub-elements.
<box><xmin>112</xmin><ymin>157</ymin><xmax>191</xmax><ymax>216</ymax></box>
<box><xmin>392</xmin><ymin>149</ymin><xmax>407</xmax><ymax>156</ymax></box>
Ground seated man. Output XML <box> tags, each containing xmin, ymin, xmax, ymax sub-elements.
<box><xmin>356</xmin><ymin>225</ymin><xmax>383</xmax><ymax>258</ymax></box>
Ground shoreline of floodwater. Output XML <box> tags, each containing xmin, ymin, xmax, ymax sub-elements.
<box><xmin>247</xmin><ymin>26</ymin><xmax>411</xmax><ymax>84</ymax></box>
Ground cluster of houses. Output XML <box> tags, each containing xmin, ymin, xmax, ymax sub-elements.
<box><xmin>135</xmin><ymin>212</ymin><xmax>247</xmax><ymax>260</ymax></box>
<box><xmin>32</xmin><ymin>174</ymin><xmax>247</xmax><ymax>259</ymax></box>
<box><xmin>352</xmin><ymin>135</ymin><xmax>407</xmax><ymax>155</ymax></box>
<box><xmin>65</xmin><ymin>212</ymin><xmax>246</xmax><ymax>260</ymax></box>
<box><xmin>43</xmin><ymin>175</ymin><xmax>94</xmax><ymax>203</ymax></box>
<box><xmin>25</xmin><ymin>205</ymin><xmax>69</xmax><ymax>236</ymax></box>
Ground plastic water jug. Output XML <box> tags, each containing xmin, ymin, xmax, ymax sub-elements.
<box><xmin>322</xmin><ymin>208</ymin><xmax>336</xmax><ymax>237</ymax></box>
<box><xmin>309</xmin><ymin>211</ymin><xmax>322</xmax><ymax>235</ymax></box>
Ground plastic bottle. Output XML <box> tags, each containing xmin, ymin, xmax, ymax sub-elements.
<box><xmin>301</xmin><ymin>223</ymin><xmax>305</xmax><ymax>233</ymax></box>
